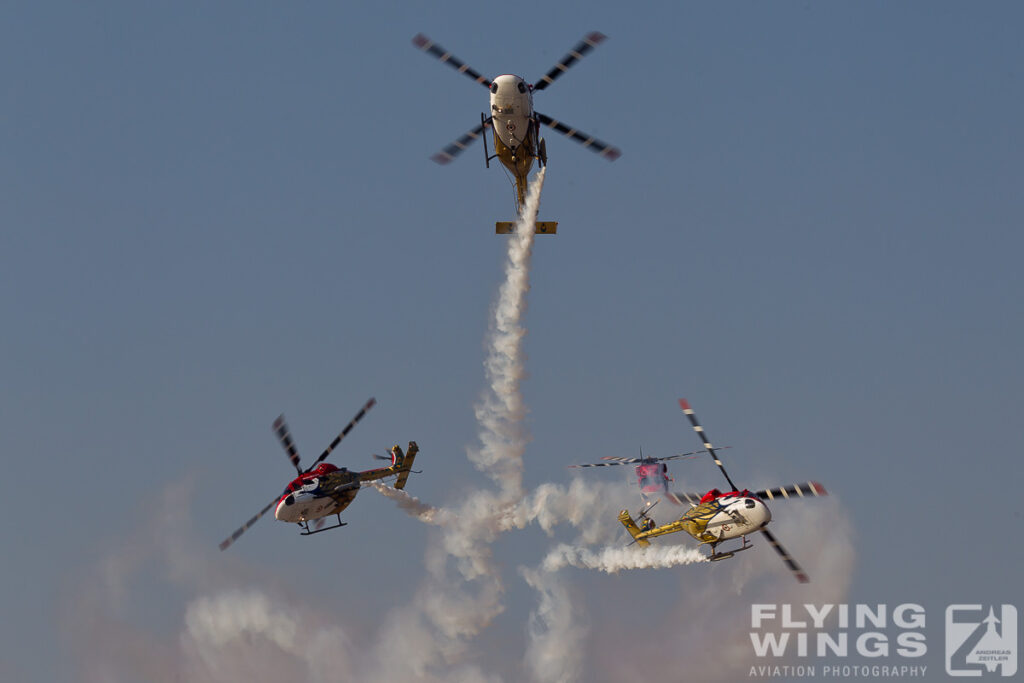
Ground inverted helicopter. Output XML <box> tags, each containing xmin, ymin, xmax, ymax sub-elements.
<box><xmin>619</xmin><ymin>399</ymin><xmax>827</xmax><ymax>582</ymax></box>
<box><xmin>413</xmin><ymin>32</ymin><xmax>621</xmax><ymax>234</ymax></box>
<box><xmin>569</xmin><ymin>449</ymin><xmax>703</xmax><ymax>500</ymax></box>
<box><xmin>219</xmin><ymin>398</ymin><xmax>421</xmax><ymax>551</ymax></box>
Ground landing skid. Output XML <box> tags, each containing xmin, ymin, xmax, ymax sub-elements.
<box><xmin>299</xmin><ymin>515</ymin><xmax>348</xmax><ymax>536</ymax></box>
<box><xmin>708</xmin><ymin>536</ymin><xmax>753</xmax><ymax>562</ymax></box>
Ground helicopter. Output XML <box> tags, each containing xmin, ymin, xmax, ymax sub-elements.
<box><xmin>219</xmin><ymin>398</ymin><xmax>421</xmax><ymax>551</ymax></box>
<box><xmin>619</xmin><ymin>399</ymin><xmax>827</xmax><ymax>583</ymax></box>
<box><xmin>412</xmin><ymin>32</ymin><xmax>621</xmax><ymax>234</ymax></box>
<box><xmin>569</xmin><ymin>449</ymin><xmax>705</xmax><ymax>500</ymax></box>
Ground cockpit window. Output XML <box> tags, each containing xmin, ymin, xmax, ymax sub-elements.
<box><xmin>745</xmin><ymin>499</ymin><xmax>756</xmax><ymax>508</ymax></box>
<box><xmin>517</xmin><ymin>82</ymin><xmax>526</xmax><ymax>93</ymax></box>
<box><xmin>490</xmin><ymin>82</ymin><xmax>498</xmax><ymax>94</ymax></box>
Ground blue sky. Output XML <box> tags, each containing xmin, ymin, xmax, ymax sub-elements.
<box><xmin>2</xmin><ymin>2</ymin><xmax>1022</xmax><ymax>681</ymax></box>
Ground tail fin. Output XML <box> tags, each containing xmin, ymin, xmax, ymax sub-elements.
<box><xmin>393</xmin><ymin>441</ymin><xmax>419</xmax><ymax>490</ymax></box>
<box><xmin>618</xmin><ymin>509</ymin><xmax>651</xmax><ymax>547</ymax></box>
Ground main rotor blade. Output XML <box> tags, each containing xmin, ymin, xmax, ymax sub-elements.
<box><xmin>666</xmin><ymin>490</ymin><xmax>704</xmax><ymax>506</ymax></box>
<box><xmin>570</xmin><ymin>447</ymin><xmax>715</xmax><ymax>469</ymax></box>
<box><xmin>533</xmin><ymin>32</ymin><xmax>607</xmax><ymax>91</ymax></box>
<box><xmin>536</xmin><ymin>113</ymin><xmax>621</xmax><ymax>160</ymax></box>
<box><xmin>658</xmin><ymin>447</ymin><xmax>729</xmax><ymax>463</ymax></box>
<box><xmin>678</xmin><ymin>399</ymin><xmax>739</xmax><ymax>491</ymax></box>
<box><xmin>569</xmin><ymin>457</ymin><xmax>637</xmax><ymax>468</ymax></box>
<box><xmin>219</xmin><ymin>496</ymin><xmax>279</xmax><ymax>551</ymax></box>
<box><xmin>760</xmin><ymin>528</ymin><xmax>809</xmax><ymax>583</ymax></box>
<box><xmin>412</xmin><ymin>34</ymin><xmax>492</xmax><ymax>88</ymax></box>
<box><xmin>307</xmin><ymin>398</ymin><xmax>377</xmax><ymax>471</ymax></box>
<box><xmin>755</xmin><ymin>481</ymin><xmax>827</xmax><ymax>502</ymax></box>
<box><xmin>272</xmin><ymin>415</ymin><xmax>302</xmax><ymax>474</ymax></box>
<box><xmin>431</xmin><ymin>121</ymin><xmax>488</xmax><ymax>164</ymax></box>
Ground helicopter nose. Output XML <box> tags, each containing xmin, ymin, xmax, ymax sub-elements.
<box><xmin>275</xmin><ymin>492</ymin><xmax>309</xmax><ymax>522</ymax></box>
<box><xmin>753</xmin><ymin>499</ymin><xmax>772</xmax><ymax>527</ymax></box>
<box><xmin>274</xmin><ymin>495</ymin><xmax>290</xmax><ymax>521</ymax></box>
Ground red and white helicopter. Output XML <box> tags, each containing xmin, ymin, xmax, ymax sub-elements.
<box><xmin>219</xmin><ymin>398</ymin><xmax>420</xmax><ymax>551</ymax></box>
<box><xmin>569</xmin><ymin>448</ymin><xmax>704</xmax><ymax>500</ymax></box>
<box><xmin>619</xmin><ymin>399</ymin><xmax>827</xmax><ymax>583</ymax></box>
<box><xmin>413</xmin><ymin>32</ymin><xmax>620</xmax><ymax>234</ymax></box>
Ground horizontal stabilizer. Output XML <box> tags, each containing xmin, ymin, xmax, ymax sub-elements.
<box><xmin>495</xmin><ymin>221</ymin><xmax>558</xmax><ymax>235</ymax></box>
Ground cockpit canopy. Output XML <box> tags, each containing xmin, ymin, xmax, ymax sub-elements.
<box><xmin>490</xmin><ymin>75</ymin><xmax>529</xmax><ymax>95</ymax></box>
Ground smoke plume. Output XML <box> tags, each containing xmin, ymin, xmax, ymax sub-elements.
<box><xmin>367</xmin><ymin>481</ymin><xmax>447</xmax><ymax>525</ymax></box>
<box><xmin>541</xmin><ymin>542</ymin><xmax>708</xmax><ymax>574</ymax></box>
<box><xmin>466</xmin><ymin>166</ymin><xmax>547</xmax><ymax>503</ymax></box>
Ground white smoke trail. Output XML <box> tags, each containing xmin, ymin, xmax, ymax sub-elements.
<box><xmin>520</xmin><ymin>567</ymin><xmax>587</xmax><ymax>683</ymax></box>
<box><xmin>368</xmin><ymin>482</ymin><xmax>448</xmax><ymax>526</ymax></box>
<box><xmin>519</xmin><ymin>524</ymin><xmax>706</xmax><ymax>682</ymax></box>
<box><xmin>512</xmin><ymin>481</ymin><xmax>709</xmax><ymax>682</ymax></box>
<box><xmin>416</xmin><ymin>168</ymin><xmax>548</xmax><ymax>587</ymax></box>
<box><xmin>502</xmin><ymin>478</ymin><xmax>636</xmax><ymax>545</ymax></box>
<box><xmin>371</xmin><ymin>475</ymin><xmax>633</xmax><ymax>554</ymax></box>
<box><xmin>181</xmin><ymin>590</ymin><xmax>353</xmax><ymax>683</ymax></box>
<box><xmin>375</xmin><ymin>168</ymin><xmax>549</xmax><ymax>679</ymax></box>
<box><xmin>468</xmin><ymin>166</ymin><xmax>546</xmax><ymax>503</ymax></box>
<box><xmin>541</xmin><ymin>542</ymin><xmax>708</xmax><ymax>574</ymax></box>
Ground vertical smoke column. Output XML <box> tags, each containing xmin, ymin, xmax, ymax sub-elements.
<box><xmin>468</xmin><ymin>166</ymin><xmax>547</xmax><ymax>503</ymax></box>
<box><xmin>388</xmin><ymin>169</ymin><xmax>550</xmax><ymax>678</ymax></box>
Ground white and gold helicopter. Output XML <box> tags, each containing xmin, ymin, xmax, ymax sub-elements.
<box><xmin>413</xmin><ymin>32</ymin><xmax>621</xmax><ymax>234</ymax></box>
<box><xmin>619</xmin><ymin>399</ymin><xmax>828</xmax><ymax>583</ymax></box>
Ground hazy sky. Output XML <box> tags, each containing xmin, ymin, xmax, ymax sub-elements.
<box><xmin>3</xmin><ymin>2</ymin><xmax>1022</xmax><ymax>682</ymax></box>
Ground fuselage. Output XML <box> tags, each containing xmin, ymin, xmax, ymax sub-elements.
<box><xmin>635</xmin><ymin>461</ymin><xmax>670</xmax><ymax>495</ymax></box>
<box><xmin>678</xmin><ymin>491</ymin><xmax>772</xmax><ymax>543</ymax></box>
<box><xmin>636</xmin><ymin>490</ymin><xmax>772</xmax><ymax>545</ymax></box>
<box><xmin>272</xmin><ymin>446</ymin><xmax>410</xmax><ymax>524</ymax></box>
<box><xmin>489</xmin><ymin>74</ymin><xmax>538</xmax><ymax>209</ymax></box>
<box><xmin>489</xmin><ymin>75</ymin><xmax>534</xmax><ymax>151</ymax></box>
<box><xmin>274</xmin><ymin>463</ymin><xmax>360</xmax><ymax>523</ymax></box>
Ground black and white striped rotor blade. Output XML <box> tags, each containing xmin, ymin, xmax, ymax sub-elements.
<box><xmin>569</xmin><ymin>456</ymin><xmax>638</xmax><ymax>468</ymax></box>
<box><xmin>536</xmin><ymin>113</ymin><xmax>621</xmax><ymax>160</ymax></box>
<box><xmin>667</xmin><ymin>490</ymin><xmax>704</xmax><ymax>507</ymax></box>
<box><xmin>272</xmin><ymin>415</ymin><xmax>302</xmax><ymax>474</ymax></box>
<box><xmin>431</xmin><ymin>122</ymin><xmax>488</xmax><ymax>164</ymax></box>
<box><xmin>755</xmin><ymin>481</ymin><xmax>828</xmax><ymax>502</ymax></box>
<box><xmin>412</xmin><ymin>34</ymin><xmax>492</xmax><ymax>88</ymax></box>
<box><xmin>760</xmin><ymin>527</ymin><xmax>810</xmax><ymax>583</ymax></box>
<box><xmin>219</xmin><ymin>496</ymin><xmax>278</xmax><ymax>551</ymax></box>
<box><xmin>678</xmin><ymin>399</ymin><xmax>739</xmax><ymax>491</ymax></box>
<box><xmin>658</xmin><ymin>448</ymin><xmax>724</xmax><ymax>463</ymax></box>
<box><xmin>533</xmin><ymin>31</ymin><xmax>607</xmax><ymax>91</ymax></box>
<box><xmin>307</xmin><ymin>398</ymin><xmax>377</xmax><ymax>471</ymax></box>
